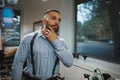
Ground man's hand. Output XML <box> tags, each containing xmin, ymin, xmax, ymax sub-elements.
<box><xmin>42</xmin><ymin>26</ymin><xmax>58</xmax><ymax>42</ymax></box>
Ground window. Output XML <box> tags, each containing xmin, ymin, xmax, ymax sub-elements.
<box><xmin>75</xmin><ymin>0</ymin><xmax>120</xmax><ymax>64</ymax></box>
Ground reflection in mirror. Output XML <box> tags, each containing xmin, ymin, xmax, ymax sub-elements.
<box><xmin>0</xmin><ymin>10</ymin><xmax>21</xmax><ymax>46</ymax></box>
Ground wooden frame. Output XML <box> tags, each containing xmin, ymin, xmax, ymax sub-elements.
<box><xmin>33</xmin><ymin>20</ymin><xmax>42</xmax><ymax>32</ymax></box>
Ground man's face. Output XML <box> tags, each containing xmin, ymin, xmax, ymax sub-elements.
<box><xmin>46</xmin><ymin>12</ymin><xmax>61</xmax><ymax>33</ymax></box>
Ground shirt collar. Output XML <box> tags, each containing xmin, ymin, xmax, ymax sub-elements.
<box><xmin>37</xmin><ymin>28</ymin><xmax>46</xmax><ymax>38</ymax></box>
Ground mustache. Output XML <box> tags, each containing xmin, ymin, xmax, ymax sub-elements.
<box><xmin>51</xmin><ymin>24</ymin><xmax>59</xmax><ymax>34</ymax></box>
<box><xmin>51</xmin><ymin>24</ymin><xmax>59</xmax><ymax>27</ymax></box>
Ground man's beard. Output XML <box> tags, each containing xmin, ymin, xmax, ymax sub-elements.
<box><xmin>46</xmin><ymin>20</ymin><xmax>59</xmax><ymax>34</ymax></box>
<box><xmin>53</xmin><ymin>27</ymin><xmax>59</xmax><ymax>34</ymax></box>
<box><xmin>51</xmin><ymin>24</ymin><xmax>59</xmax><ymax>34</ymax></box>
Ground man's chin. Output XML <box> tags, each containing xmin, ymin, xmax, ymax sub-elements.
<box><xmin>54</xmin><ymin>29</ymin><xmax>59</xmax><ymax>34</ymax></box>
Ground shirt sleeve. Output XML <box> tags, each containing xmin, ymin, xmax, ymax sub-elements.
<box><xmin>52</xmin><ymin>39</ymin><xmax>74</xmax><ymax>67</ymax></box>
<box><xmin>11</xmin><ymin>36</ymin><xmax>30</xmax><ymax>80</ymax></box>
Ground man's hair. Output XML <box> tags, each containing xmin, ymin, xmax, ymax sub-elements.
<box><xmin>44</xmin><ymin>9</ymin><xmax>60</xmax><ymax>15</ymax></box>
<box><xmin>43</xmin><ymin>9</ymin><xmax>61</xmax><ymax>19</ymax></box>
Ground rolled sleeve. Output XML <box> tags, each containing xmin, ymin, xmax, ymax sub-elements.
<box><xmin>52</xmin><ymin>39</ymin><xmax>74</xmax><ymax>67</ymax></box>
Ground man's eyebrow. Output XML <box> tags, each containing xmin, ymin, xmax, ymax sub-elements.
<box><xmin>51</xmin><ymin>16</ymin><xmax>61</xmax><ymax>19</ymax></box>
<box><xmin>50</xmin><ymin>15</ymin><xmax>61</xmax><ymax>21</ymax></box>
<box><xmin>51</xmin><ymin>16</ymin><xmax>58</xmax><ymax>19</ymax></box>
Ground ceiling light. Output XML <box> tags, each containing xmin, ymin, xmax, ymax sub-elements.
<box><xmin>42</xmin><ymin>0</ymin><xmax>48</xmax><ymax>2</ymax></box>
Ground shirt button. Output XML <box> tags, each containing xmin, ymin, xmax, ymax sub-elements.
<box><xmin>43</xmin><ymin>66</ymin><xmax>47</xmax><ymax>70</ymax></box>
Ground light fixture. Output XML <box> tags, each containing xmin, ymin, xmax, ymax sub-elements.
<box><xmin>42</xmin><ymin>0</ymin><xmax>48</xmax><ymax>2</ymax></box>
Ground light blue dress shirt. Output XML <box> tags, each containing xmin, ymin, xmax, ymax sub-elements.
<box><xmin>12</xmin><ymin>29</ymin><xmax>74</xmax><ymax>80</ymax></box>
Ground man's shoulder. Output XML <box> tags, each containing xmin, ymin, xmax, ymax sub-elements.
<box><xmin>24</xmin><ymin>32</ymin><xmax>36</xmax><ymax>38</ymax></box>
<box><xmin>22</xmin><ymin>32</ymin><xmax>36</xmax><ymax>42</ymax></box>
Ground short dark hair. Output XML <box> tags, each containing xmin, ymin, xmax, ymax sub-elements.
<box><xmin>44</xmin><ymin>9</ymin><xmax>60</xmax><ymax>15</ymax></box>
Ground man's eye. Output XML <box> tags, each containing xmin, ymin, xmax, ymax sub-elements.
<box><xmin>51</xmin><ymin>16</ymin><xmax>61</xmax><ymax>22</ymax></box>
<box><xmin>51</xmin><ymin>17</ymin><xmax>56</xmax><ymax>20</ymax></box>
<box><xmin>59</xmin><ymin>19</ymin><xmax>61</xmax><ymax>22</ymax></box>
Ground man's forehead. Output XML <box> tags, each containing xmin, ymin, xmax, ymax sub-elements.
<box><xmin>49</xmin><ymin>12</ymin><xmax>61</xmax><ymax>18</ymax></box>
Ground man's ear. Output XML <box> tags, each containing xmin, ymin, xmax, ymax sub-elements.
<box><xmin>42</xmin><ymin>19</ymin><xmax>46</xmax><ymax>25</ymax></box>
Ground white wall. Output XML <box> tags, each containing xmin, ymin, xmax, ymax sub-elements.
<box><xmin>59</xmin><ymin>0</ymin><xmax>75</xmax><ymax>53</ymax></box>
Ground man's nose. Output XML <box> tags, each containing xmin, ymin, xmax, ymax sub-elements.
<box><xmin>55</xmin><ymin>19</ymin><xmax>60</xmax><ymax>24</ymax></box>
